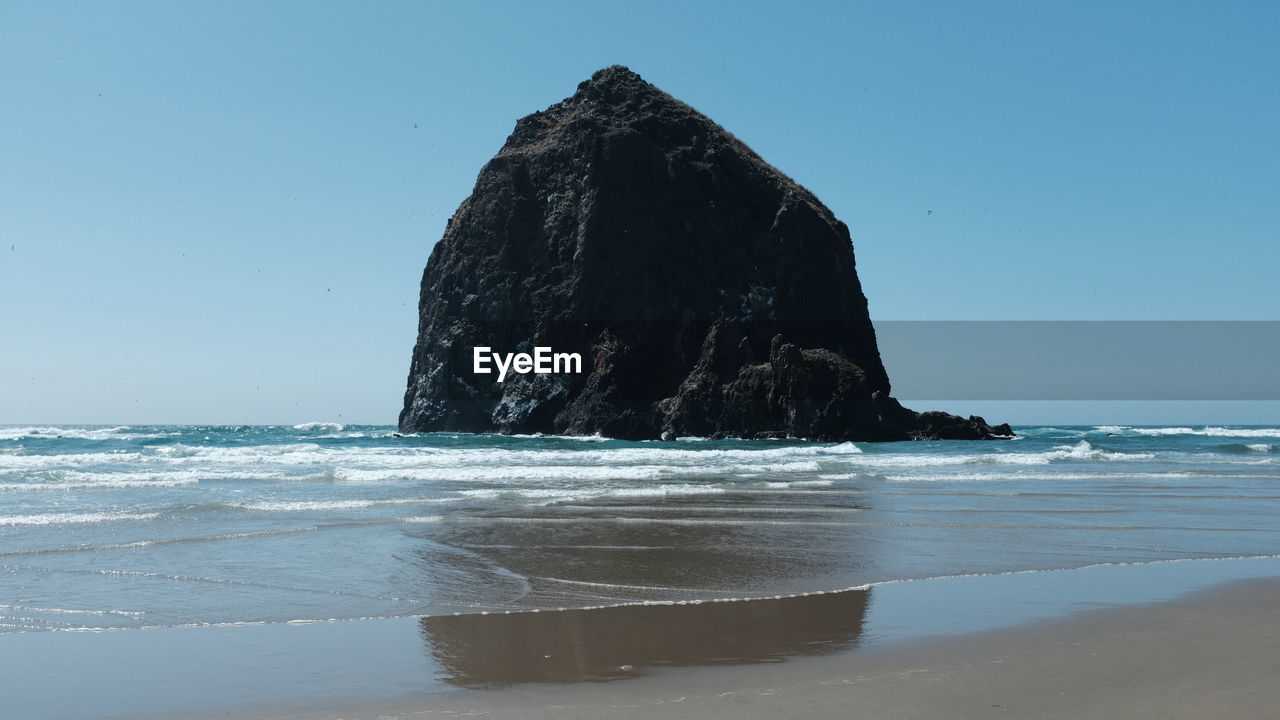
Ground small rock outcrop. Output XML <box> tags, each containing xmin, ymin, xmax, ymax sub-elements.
<box><xmin>400</xmin><ymin>66</ymin><xmax>1011</xmax><ymax>441</ymax></box>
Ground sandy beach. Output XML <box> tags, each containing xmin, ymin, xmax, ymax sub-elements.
<box><xmin>407</xmin><ymin>576</ymin><xmax>1280</xmax><ymax>719</ymax></box>
<box><xmin>181</xmin><ymin>573</ymin><xmax>1280</xmax><ymax>720</ymax></box>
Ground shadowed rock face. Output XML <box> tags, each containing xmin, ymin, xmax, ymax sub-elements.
<box><xmin>400</xmin><ymin>66</ymin><xmax>1011</xmax><ymax>441</ymax></box>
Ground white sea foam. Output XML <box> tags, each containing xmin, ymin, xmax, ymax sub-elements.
<box><xmin>0</xmin><ymin>426</ymin><xmax>173</xmax><ymax>441</ymax></box>
<box><xmin>152</xmin><ymin>443</ymin><xmax>200</xmax><ymax>458</ymax></box>
<box><xmin>458</xmin><ymin>483</ymin><xmax>727</xmax><ymax>502</ymax></box>
<box><xmin>0</xmin><ymin>451</ymin><xmax>149</xmax><ymax>470</ymax></box>
<box><xmin>1126</xmin><ymin>427</ymin><xmax>1280</xmax><ymax>438</ymax></box>
<box><xmin>0</xmin><ymin>426</ymin><xmax>128</xmax><ymax>440</ymax></box>
<box><xmin>0</xmin><ymin>436</ymin><xmax>1152</xmax><ymax>492</ymax></box>
<box><xmin>876</xmin><ymin>470</ymin><xmax>1256</xmax><ymax>483</ymax></box>
<box><xmin>157</xmin><ymin>442</ymin><xmax>327</xmax><ymax>462</ymax></box>
<box><xmin>806</xmin><ymin>442</ymin><xmax>1151</xmax><ymax>471</ymax></box>
<box><xmin>0</xmin><ymin>473</ymin><xmax>201</xmax><ymax>491</ymax></box>
<box><xmin>315</xmin><ymin>430</ymin><xmax>399</xmax><ymax>439</ymax></box>
<box><xmin>156</xmin><ymin>441</ymin><xmax>857</xmax><ymax>467</ymax></box>
<box><xmin>508</xmin><ymin>432</ymin><xmax>609</xmax><ymax>442</ymax></box>
<box><xmin>338</xmin><ymin>465</ymin><xmax>670</xmax><ymax>483</ymax></box>
<box><xmin>292</xmin><ymin>422</ymin><xmax>345</xmax><ymax>432</ymax></box>
<box><xmin>234</xmin><ymin>498</ymin><xmax>448</xmax><ymax>512</ymax></box>
<box><xmin>764</xmin><ymin>479</ymin><xmax>835</xmax><ymax>488</ymax></box>
<box><xmin>1045</xmin><ymin>440</ymin><xmax>1154</xmax><ymax>461</ymax></box>
<box><xmin>339</xmin><ymin>459</ymin><xmax>823</xmax><ymax>484</ymax></box>
<box><xmin>0</xmin><ymin>604</ymin><xmax>145</xmax><ymax>617</ymax></box>
<box><xmin>0</xmin><ymin>512</ymin><xmax>159</xmax><ymax>526</ymax></box>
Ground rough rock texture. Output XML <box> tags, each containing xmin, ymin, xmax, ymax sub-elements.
<box><xmin>400</xmin><ymin>66</ymin><xmax>1012</xmax><ymax>441</ymax></box>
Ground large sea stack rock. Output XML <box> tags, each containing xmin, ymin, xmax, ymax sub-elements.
<box><xmin>400</xmin><ymin>66</ymin><xmax>1011</xmax><ymax>441</ymax></box>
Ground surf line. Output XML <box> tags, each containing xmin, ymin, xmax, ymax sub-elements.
<box><xmin>472</xmin><ymin>347</ymin><xmax>583</xmax><ymax>382</ymax></box>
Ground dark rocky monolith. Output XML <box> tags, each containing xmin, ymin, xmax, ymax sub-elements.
<box><xmin>400</xmin><ymin>66</ymin><xmax>1011</xmax><ymax>441</ymax></box>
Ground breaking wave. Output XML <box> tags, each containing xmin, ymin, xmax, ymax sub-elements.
<box><xmin>0</xmin><ymin>426</ymin><xmax>139</xmax><ymax>441</ymax></box>
<box><xmin>292</xmin><ymin>422</ymin><xmax>345</xmax><ymax>432</ymax></box>
<box><xmin>1098</xmin><ymin>426</ymin><xmax>1280</xmax><ymax>438</ymax></box>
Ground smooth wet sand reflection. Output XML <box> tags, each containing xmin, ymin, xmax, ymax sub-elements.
<box><xmin>419</xmin><ymin>587</ymin><xmax>870</xmax><ymax>687</ymax></box>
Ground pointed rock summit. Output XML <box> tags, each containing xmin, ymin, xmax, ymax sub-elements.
<box><xmin>400</xmin><ymin>66</ymin><xmax>1011</xmax><ymax>441</ymax></box>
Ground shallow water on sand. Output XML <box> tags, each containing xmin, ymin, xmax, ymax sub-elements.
<box><xmin>3</xmin><ymin>424</ymin><xmax>1280</xmax><ymax>632</ymax></box>
<box><xmin>6</xmin><ymin>556</ymin><xmax>1280</xmax><ymax>720</ymax></box>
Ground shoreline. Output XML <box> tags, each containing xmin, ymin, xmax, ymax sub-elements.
<box><xmin>289</xmin><ymin>573</ymin><xmax>1280</xmax><ymax>720</ymax></box>
<box><xmin>7</xmin><ymin>555</ymin><xmax>1269</xmax><ymax>720</ymax></box>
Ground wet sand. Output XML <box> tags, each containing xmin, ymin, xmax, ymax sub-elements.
<box><xmin>317</xmin><ymin>576</ymin><xmax>1280</xmax><ymax>720</ymax></box>
<box><xmin>37</xmin><ymin>561</ymin><xmax>1276</xmax><ymax>720</ymax></box>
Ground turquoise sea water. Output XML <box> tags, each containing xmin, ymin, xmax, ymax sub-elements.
<box><xmin>3</xmin><ymin>424</ymin><xmax>1279</xmax><ymax>633</ymax></box>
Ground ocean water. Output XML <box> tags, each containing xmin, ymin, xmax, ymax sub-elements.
<box><xmin>3</xmin><ymin>423</ymin><xmax>1279</xmax><ymax>634</ymax></box>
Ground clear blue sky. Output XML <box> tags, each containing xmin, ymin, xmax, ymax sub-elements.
<box><xmin>1</xmin><ymin>1</ymin><xmax>1276</xmax><ymax>424</ymax></box>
